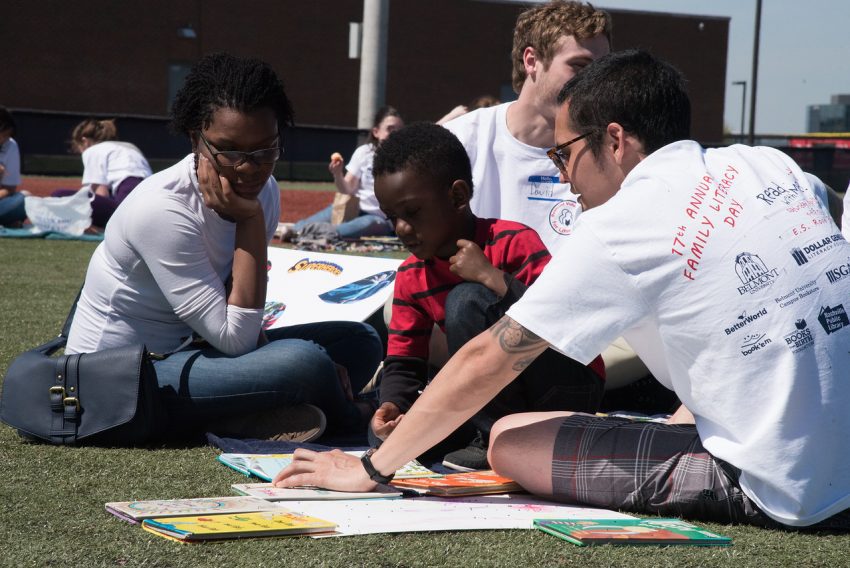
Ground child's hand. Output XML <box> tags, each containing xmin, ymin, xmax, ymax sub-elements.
<box><xmin>450</xmin><ymin>239</ymin><xmax>508</xmax><ymax>296</ymax></box>
<box><xmin>328</xmin><ymin>157</ymin><xmax>345</xmax><ymax>178</ymax></box>
<box><xmin>371</xmin><ymin>402</ymin><xmax>404</xmax><ymax>440</ymax></box>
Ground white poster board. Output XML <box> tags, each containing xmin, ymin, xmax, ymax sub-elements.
<box><xmin>263</xmin><ymin>247</ymin><xmax>403</xmax><ymax>329</ymax></box>
<box><xmin>282</xmin><ymin>494</ymin><xmax>636</xmax><ymax>537</ymax></box>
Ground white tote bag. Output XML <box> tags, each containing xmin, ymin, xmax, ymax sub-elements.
<box><xmin>24</xmin><ymin>187</ymin><xmax>94</xmax><ymax>236</ymax></box>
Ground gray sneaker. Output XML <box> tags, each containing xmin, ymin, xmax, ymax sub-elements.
<box><xmin>215</xmin><ymin>403</ymin><xmax>327</xmax><ymax>442</ymax></box>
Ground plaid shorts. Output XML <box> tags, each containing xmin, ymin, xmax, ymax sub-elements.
<box><xmin>550</xmin><ymin>414</ymin><xmax>850</xmax><ymax>530</ymax></box>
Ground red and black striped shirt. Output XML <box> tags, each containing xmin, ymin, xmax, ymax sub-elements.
<box><xmin>382</xmin><ymin>218</ymin><xmax>610</xmax><ymax>411</ymax></box>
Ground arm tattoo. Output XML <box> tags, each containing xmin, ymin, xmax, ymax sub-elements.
<box><xmin>490</xmin><ymin>316</ymin><xmax>545</xmax><ymax>357</ymax></box>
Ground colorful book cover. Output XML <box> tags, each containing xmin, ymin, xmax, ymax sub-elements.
<box><xmin>141</xmin><ymin>510</ymin><xmax>337</xmax><ymax>542</ymax></box>
<box><xmin>218</xmin><ymin>452</ymin><xmax>440</xmax><ymax>482</ymax></box>
<box><xmin>231</xmin><ymin>482</ymin><xmax>404</xmax><ymax>501</ymax></box>
<box><xmin>533</xmin><ymin>518</ymin><xmax>732</xmax><ymax>547</ymax></box>
<box><xmin>105</xmin><ymin>496</ymin><xmax>282</xmax><ymax>524</ymax></box>
<box><xmin>390</xmin><ymin>470</ymin><xmax>524</xmax><ymax>496</ymax></box>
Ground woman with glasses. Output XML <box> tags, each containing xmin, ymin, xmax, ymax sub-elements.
<box><xmin>65</xmin><ymin>53</ymin><xmax>383</xmax><ymax>442</ymax></box>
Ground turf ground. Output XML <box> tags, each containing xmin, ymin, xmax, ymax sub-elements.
<box><xmin>1</xmin><ymin>184</ymin><xmax>849</xmax><ymax>566</ymax></box>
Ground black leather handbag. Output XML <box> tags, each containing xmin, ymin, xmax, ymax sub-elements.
<box><xmin>0</xmin><ymin>291</ymin><xmax>168</xmax><ymax>445</ymax></box>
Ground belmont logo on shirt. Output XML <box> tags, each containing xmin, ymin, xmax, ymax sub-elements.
<box><xmin>818</xmin><ymin>304</ymin><xmax>849</xmax><ymax>334</ymax></box>
<box><xmin>790</xmin><ymin>233</ymin><xmax>845</xmax><ymax>266</ymax></box>
<box><xmin>783</xmin><ymin>318</ymin><xmax>814</xmax><ymax>353</ymax></box>
<box><xmin>735</xmin><ymin>252</ymin><xmax>779</xmax><ymax>295</ymax></box>
<box><xmin>825</xmin><ymin>259</ymin><xmax>850</xmax><ymax>284</ymax></box>
<box><xmin>724</xmin><ymin>307</ymin><xmax>768</xmax><ymax>335</ymax></box>
<box><xmin>740</xmin><ymin>332</ymin><xmax>771</xmax><ymax>356</ymax></box>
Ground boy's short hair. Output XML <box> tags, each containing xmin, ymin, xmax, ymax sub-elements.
<box><xmin>373</xmin><ymin>122</ymin><xmax>473</xmax><ymax>195</ymax></box>
<box><xmin>558</xmin><ymin>49</ymin><xmax>691</xmax><ymax>156</ymax></box>
<box><xmin>511</xmin><ymin>1</ymin><xmax>612</xmax><ymax>94</ymax></box>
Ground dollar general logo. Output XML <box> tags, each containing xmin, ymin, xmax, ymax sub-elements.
<box><xmin>790</xmin><ymin>233</ymin><xmax>845</xmax><ymax>266</ymax></box>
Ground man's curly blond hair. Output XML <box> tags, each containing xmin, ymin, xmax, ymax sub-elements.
<box><xmin>511</xmin><ymin>1</ymin><xmax>612</xmax><ymax>94</ymax></box>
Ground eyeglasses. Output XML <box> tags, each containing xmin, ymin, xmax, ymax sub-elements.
<box><xmin>546</xmin><ymin>132</ymin><xmax>593</xmax><ymax>174</ymax></box>
<box><xmin>199</xmin><ymin>131</ymin><xmax>281</xmax><ymax>168</ymax></box>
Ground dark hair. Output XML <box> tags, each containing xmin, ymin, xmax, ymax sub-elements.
<box><xmin>557</xmin><ymin>49</ymin><xmax>690</xmax><ymax>155</ymax></box>
<box><xmin>0</xmin><ymin>106</ymin><xmax>16</xmax><ymax>135</ymax></box>
<box><xmin>368</xmin><ymin>105</ymin><xmax>403</xmax><ymax>145</ymax></box>
<box><xmin>373</xmin><ymin>122</ymin><xmax>473</xmax><ymax>196</ymax></box>
<box><xmin>170</xmin><ymin>52</ymin><xmax>294</xmax><ymax>137</ymax></box>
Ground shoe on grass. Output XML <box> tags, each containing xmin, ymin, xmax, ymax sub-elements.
<box><xmin>215</xmin><ymin>403</ymin><xmax>327</xmax><ymax>442</ymax></box>
<box><xmin>442</xmin><ymin>430</ymin><xmax>489</xmax><ymax>472</ymax></box>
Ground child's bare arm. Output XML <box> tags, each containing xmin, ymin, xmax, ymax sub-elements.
<box><xmin>449</xmin><ymin>239</ymin><xmax>508</xmax><ymax>296</ymax></box>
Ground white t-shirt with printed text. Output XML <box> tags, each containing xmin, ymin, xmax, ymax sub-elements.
<box><xmin>444</xmin><ymin>102</ymin><xmax>580</xmax><ymax>253</ymax></box>
<box><xmin>81</xmin><ymin>141</ymin><xmax>152</xmax><ymax>194</ymax></box>
<box><xmin>508</xmin><ymin>141</ymin><xmax>850</xmax><ymax>527</ymax></box>
<box><xmin>66</xmin><ymin>154</ymin><xmax>280</xmax><ymax>357</ymax></box>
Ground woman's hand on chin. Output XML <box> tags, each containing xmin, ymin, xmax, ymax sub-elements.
<box><xmin>197</xmin><ymin>154</ymin><xmax>262</xmax><ymax>222</ymax></box>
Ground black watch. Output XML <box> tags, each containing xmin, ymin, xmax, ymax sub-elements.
<box><xmin>361</xmin><ymin>448</ymin><xmax>395</xmax><ymax>484</ymax></box>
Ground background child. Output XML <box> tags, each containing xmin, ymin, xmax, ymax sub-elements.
<box><xmin>0</xmin><ymin>107</ymin><xmax>26</xmax><ymax>227</ymax></box>
<box><xmin>288</xmin><ymin>106</ymin><xmax>404</xmax><ymax>240</ymax></box>
<box><xmin>52</xmin><ymin>118</ymin><xmax>152</xmax><ymax>229</ymax></box>
<box><xmin>370</xmin><ymin>122</ymin><xmax>604</xmax><ymax>471</ymax></box>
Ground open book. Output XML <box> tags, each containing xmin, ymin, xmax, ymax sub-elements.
<box><xmin>533</xmin><ymin>518</ymin><xmax>732</xmax><ymax>546</ymax></box>
<box><xmin>105</xmin><ymin>496</ymin><xmax>282</xmax><ymax>524</ymax></box>
<box><xmin>390</xmin><ymin>470</ymin><xmax>524</xmax><ymax>497</ymax></box>
<box><xmin>142</xmin><ymin>510</ymin><xmax>337</xmax><ymax>542</ymax></box>
<box><xmin>218</xmin><ymin>451</ymin><xmax>440</xmax><ymax>482</ymax></box>
<box><xmin>231</xmin><ymin>482</ymin><xmax>404</xmax><ymax>501</ymax></box>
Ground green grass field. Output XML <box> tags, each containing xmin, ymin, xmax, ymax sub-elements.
<box><xmin>1</xmin><ymin>239</ymin><xmax>848</xmax><ymax>567</ymax></box>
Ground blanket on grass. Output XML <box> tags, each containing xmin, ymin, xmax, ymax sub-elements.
<box><xmin>0</xmin><ymin>226</ymin><xmax>104</xmax><ymax>241</ymax></box>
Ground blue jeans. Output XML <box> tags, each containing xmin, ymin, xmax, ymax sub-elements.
<box><xmin>152</xmin><ymin>321</ymin><xmax>382</xmax><ymax>435</ymax></box>
<box><xmin>0</xmin><ymin>192</ymin><xmax>27</xmax><ymax>226</ymax></box>
<box><xmin>294</xmin><ymin>203</ymin><xmax>393</xmax><ymax>239</ymax></box>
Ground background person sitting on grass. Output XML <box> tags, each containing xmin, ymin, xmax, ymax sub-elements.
<box><xmin>0</xmin><ymin>106</ymin><xmax>26</xmax><ymax>227</ymax></box>
<box><xmin>275</xmin><ymin>50</ymin><xmax>850</xmax><ymax>532</ymax></box>
<box><xmin>368</xmin><ymin>122</ymin><xmax>604</xmax><ymax>472</ymax></box>
<box><xmin>286</xmin><ymin>106</ymin><xmax>404</xmax><ymax>241</ymax></box>
<box><xmin>51</xmin><ymin>118</ymin><xmax>152</xmax><ymax>229</ymax></box>
<box><xmin>65</xmin><ymin>52</ymin><xmax>383</xmax><ymax>442</ymax></box>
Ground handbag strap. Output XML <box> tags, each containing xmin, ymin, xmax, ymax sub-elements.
<box><xmin>60</xmin><ymin>287</ymin><xmax>83</xmax><ymax>339</ymax></box>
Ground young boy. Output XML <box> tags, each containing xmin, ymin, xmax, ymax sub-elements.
<box><xmin>370</xmin><ymin>122</ymin><xmax>604</xmax><ymax>470</ymax></box>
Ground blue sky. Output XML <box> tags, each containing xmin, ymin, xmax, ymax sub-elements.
<box><xmin>592</xmin><ymin>0</ymin><xmax>850</xmax><ymax>134</ymax></box>
<box><xmin>593</xmin><ymin>0</ymin><xmax>850</xmax><ymax>134</ymax></box>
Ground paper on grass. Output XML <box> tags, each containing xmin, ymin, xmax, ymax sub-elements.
<box><xmin>264</xmin><ymin>247</ymin><xmax>402</xmax><ymax>329</ymax></box>
<box><xmin>282</xmin><ymin>494</ymin><xmax>636</xmax><ymax>537</ymax></box>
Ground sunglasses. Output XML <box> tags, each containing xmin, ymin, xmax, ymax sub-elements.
<box><xmin>199</xmin><ymin>131</ymin><xmax>281</xmax><ymax>168</ymax></box>
<box><xmin>546</xmin><ymin>132</ymin><xmax>593</xmax><ymax>174</ymax></box>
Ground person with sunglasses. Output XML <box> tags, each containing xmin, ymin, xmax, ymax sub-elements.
<box><xmin>65</xmin><ymin>53</ymin><xmax>383</xmax><ymax>442</ymax></box>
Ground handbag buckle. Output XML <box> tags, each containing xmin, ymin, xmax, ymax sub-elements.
<box><xmin>49</xmin><ymin>386</ymin><xmax>65</xmax><ymax>397</ymax></box>
<box><xmin>63</xmin><ymin>397</ymin><xmax>80</xmax><ymax>411</ymax></box>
